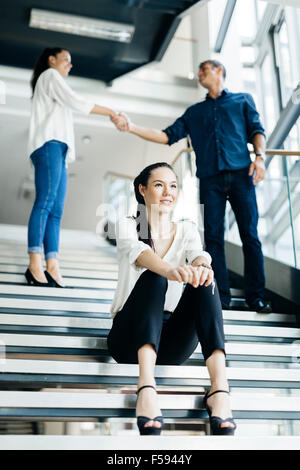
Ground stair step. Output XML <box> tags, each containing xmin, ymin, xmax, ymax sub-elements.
<box><xmin>0</xmin><ymin>312</ymin><xmax>298</xmax><ymax>340</ymax></box>
<box><xmin>0</xmin><ymin>251</ymin><xmax>117</xmax><ymax>264</ymax></box>
<box><xmin>0</xmin><ymin>257</ymin><xmax>118</xmax><ymax>271</ymax></box>
<box><xmin>1</xmin><ymin>359</ymin><xmax>300</xmax><ymax>388</ymax></box>
<box><xmin>230</xmin><ymin>288</ymin><xmax>244</xmax><ymax>297</ymax></box>
<box><xmin>0</xmin><ymin>242</ymin><xmax>115</xmax><ymax>256</ymax></box>
<box><xmin>0</xmin><ymin>273</ymin><xmax>117</xmax><ymax>289</ymax></box>
<box><xmin>0</xmin><ymin>232</ymin><xmax>299</xmax><ymax>439</ymax></box>
<box><xmin>0</xmin><ymin>391</ymin><xmax>299</xmax><ymax>420</ymax></box>
<box><xmin>0</xmin><ymin>286</ymin><xmax>295</xmax><ymax>322</ymax></box>
<box><xmin>0</xmin><ymin>284</ymin><xmax>115</xmax><ymax>300</ymax></box>
<box><xmin>0</xmin><ymin>305</ymin><xmax>295</xmax><ymax>327</ymax></box>
<box><xmin>0</xmin><ymin>435</ymin><xmax>299</xmax><ymax>450</ymax></box>
<box><xmin>0</xmin><ymin>265</ymin><xmax>118</xmax><ymax>279</ymax></box>
<box><xmin>2</xmin><ymin>333</ymin><xmax>299</xmax><ymax>363</ymax></box>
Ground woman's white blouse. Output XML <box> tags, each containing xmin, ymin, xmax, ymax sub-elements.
<box><xmin>28</xmin><ymin>68</ymin><xmax>95</xmax><ymax>163</ymax></box>
<box><xmin>110</xmin><ymin>216</ymin><xmax>212</xmax><ymax>318</ymax></box>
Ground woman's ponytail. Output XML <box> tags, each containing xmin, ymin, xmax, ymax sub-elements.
<box><xmin>30</xmin><ymin>47</ymin><xmax>64</xmax><ymax>96</ymax></box>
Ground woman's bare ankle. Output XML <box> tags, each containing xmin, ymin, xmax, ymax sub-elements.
<box><xmin>28</xmin><ymin>265</ymin><xmax>47</xmax><ymax>282</ymax></box>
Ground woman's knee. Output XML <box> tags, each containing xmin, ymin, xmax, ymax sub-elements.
<box><xmin>33</xmin><ymin>192</ymin><xmax>57</xmax><ymax>214</ymax></box>
<box><xmin>186</xmin><ymin>282</ymin><xmax>215</xmax><ymax>298</ymax></box>
<box><xmin>139</xmin><ymin>270</ymin><xmax>168</xmax><ymax>289</ymax></box>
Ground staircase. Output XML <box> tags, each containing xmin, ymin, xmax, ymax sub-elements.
<box><xmin>0</xmin><ymin>227</ymin><xmax>300</xmax><ymax>450</ymax></box>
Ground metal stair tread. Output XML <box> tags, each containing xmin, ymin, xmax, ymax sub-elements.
<box><xmin>0</xmin><ymin>252</ymin><xmax>117</xmax><ymax>263</ymax></box>
<box><xmin>0</xmin><ymin>257</ymin><xmax>118</xmax><ymax>271</ymax></box>
<box><xmin>0</xmin><ymin>390</ymin><xmax>300</xmax><ymax>412</ymax></box>
<box><xmin>0</xmin><ymin>265</ymin><xmax>118</xmax><ymax>279</ymax></box>
<box><xmin>2</xmin><ymin>359</ymin><xmax>300</xmax><ymax>382</ymax></box>
<box><xmin>0</xmin><ymin>273</ymin><xmax>117</xmax><ymax>289</ymax></box>
<box><xmin>0</xmin><ymin>284</ymin><xmax>115</xmax><ymax>300</ymax></box>
<box><xmin>0</xmin><ymin>285</ymin><xmax>296</xmax><ymax>323</ymax></box>
<box><xmin>0</xmin><ymin>313</ymin><xmax>299</xmax><ymax>338</ymax></box>
<box><xmin>1</xmin><ymin>332</ymin><xmax>300</xmax><ymax>359</ymax></box>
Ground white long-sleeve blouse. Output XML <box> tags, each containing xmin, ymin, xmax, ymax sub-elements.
<box><xmin>110</xmin><ymin>216</ymin><xmax>212</xmax><ymax>318</ymax></box>
<box><xmin>28</xmin><ymin>68</ymin><xmax>95</xmax><ymax>163</ymax></box>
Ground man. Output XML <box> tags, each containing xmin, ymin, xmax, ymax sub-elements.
<box><xmin>112</xmin><ymin>59</ymin><xmax>271</xmax><ymax>313</ymax></box>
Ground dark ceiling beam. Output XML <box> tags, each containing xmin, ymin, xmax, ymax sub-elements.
<box><xmin>116</xmin><ymin>0</ymin><xmax>195</xmax><ymax>14</ymax></box>
<box><xmin>155</xmin><ymin>16</ymin><xmax>182</xmax><ymax>61</ymax></box>
<box><xmin>214</xmin><ymin>0</ymin><xmax>237</xmax><ymax>53</ymax></box>
<box><xmin>0</xmin><ymin>0</ymin><xmax>202</xmax><ymax>82</ymax></box>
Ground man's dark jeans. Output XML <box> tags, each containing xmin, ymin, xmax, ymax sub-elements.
<box><xmin>199</xmin><ymin>166</ymin><xmax>265</xmax><ymax>306</ymax></box>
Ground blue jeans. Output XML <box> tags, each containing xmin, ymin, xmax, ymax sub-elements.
<box><xmin>27</xmin><ymin>140</ymin><xmax>68</xmax><ymax>259</ymax></box>
<box><xmin>199</xmin><ymin>166</ymin><xmax>265</xmax><ymax>305</ymax></box>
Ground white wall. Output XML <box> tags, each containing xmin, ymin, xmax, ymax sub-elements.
<box><xmin>0</xmin><ymin>63</ymin><xmax>195</xmax><ymax>231</ymax></box>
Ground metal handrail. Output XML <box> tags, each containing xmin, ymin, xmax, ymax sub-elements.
<box><xmin>250</xmin><ymin>150</ymin><xmax>300</xmax><ymax>156</ymax></box>
<box><xmin>104</xmin><ymin>170</ymin><xmax>133</xmax><ymax>180</ymax></box>
<box><xmin>104</xmin><ymin>149</ymin><xmax>300</xmax><ymax>180</ymax></box>
<box><xmin>171</xmin><ymin>147</ymin><xmax>300</xmax><ymax>166</ymax></box>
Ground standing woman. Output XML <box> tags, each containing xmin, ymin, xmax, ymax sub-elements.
<box><xmin>107</xmin><ymin>162</ymin><xmax>237</xmax><ymax>436</ymax></box>
<box><xmin>26</xmin><ymin>47</ymin><xmax>124</xmax><ymax>287</ymax></box>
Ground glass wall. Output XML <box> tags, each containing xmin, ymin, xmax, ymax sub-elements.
<box><xmin>209</xmin><ymin>0</ymin><xmax>300</xmax><ymax>268</ymax></box>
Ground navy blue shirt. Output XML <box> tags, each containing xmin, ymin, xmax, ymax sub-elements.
<box><xmin>163</xmin><ymin>89</ymin><xmax>265</xmax><ymax>179</ymax></box>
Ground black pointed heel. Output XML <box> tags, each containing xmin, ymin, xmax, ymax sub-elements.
<box><xmin>136</xmin><ymin>385</ymin><xmax>164</xmax><ymax>436</ymax></box>
<box><xmin>25</xmin><ymin>268</ymin><xmax>52</xmax><ymax>287</ymax></box>
<box><xmin>203</xmin><ymin>389</ymin><xmax>237</xmax><ymax>436</ymax></box>
<box><xmin>44</xmin><ymin>271</ymin><xmax>65</xmax><ymax>288</ymax></box>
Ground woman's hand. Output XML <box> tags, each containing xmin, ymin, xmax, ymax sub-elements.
<box><xmin>165</xmin><ymin>264</ymin><xmax>215</xmax><ymax>292</ymax></box>
<box><xmin>196</xmin><ymin>264</ymin><xmax>215</xmax><ymax>293</ymax></box>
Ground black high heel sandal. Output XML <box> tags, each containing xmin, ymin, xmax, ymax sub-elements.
<box><xmin>25</xmin><ymin>268</ymin><xmax>53</xmax><ymax>287</ymax></box>
<box><xmin>44</xmin><ymin>271</ymin><xmax>65</xmax><ymax>288</ymax></box>
<box><xmin>203</xmin><ymin>389</ymin><xmax>237</xmax><ymax>436</ymax></box>
<box><xmin>136</xmin><ymin>385</ymin><xmax>164</xmax><ymax>436</ymax></box>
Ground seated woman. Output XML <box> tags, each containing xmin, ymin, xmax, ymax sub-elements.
<box><xmin>107</xmin><ymin>162</ymin><xmax>236</xmax><ymax>436</ymax></box>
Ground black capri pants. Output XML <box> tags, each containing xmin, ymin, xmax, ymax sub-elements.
<box><xmin>107</xmin><ymin>270</ymin><xmax>226</xmax><ymax>365</ymax></box>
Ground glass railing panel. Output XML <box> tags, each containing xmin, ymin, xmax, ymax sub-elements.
<box><xmin>172</xmin><ymin>148</ymin><xmax>201</xmax><ymax>227</ymax></box>
<box><xmin>101</xmin><ymin>172</ymin><xmax>135</xmax><ymax>243</ymax></box>
<box><xmin>289</xmin><ymin>170</ymin><xmax>300</xmax><ymax>268</ymax></box>
<box><xmin>225</xmin><ymin>153</ymin><xmax>299</xmax><ymax>268</ymax></box>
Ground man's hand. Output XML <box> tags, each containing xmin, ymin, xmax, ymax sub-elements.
<box><xmin>249</xmin><ymin>158</ymin><xmax>265</xmax><ymax>184</ymax></box>
<box><xmin>110</xmin><ymin>112</ymin><xmax>131</xmax><ymax>132</ymax></box>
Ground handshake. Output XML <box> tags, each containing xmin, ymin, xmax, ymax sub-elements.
<box><xmin>110</xmin><ymin>112</ymin><xmax>132</xmax><ymax>132</ymax></box>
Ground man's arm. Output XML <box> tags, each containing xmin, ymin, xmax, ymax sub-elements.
<box><xmin>111</xmin><ymin>112</ymin><xmax>189</xmax><ymax>146</ymax></box>
<box><xmin>243</xmin><ymin>94</ymin><xmax>267</xmax><ymax>185</ymax></box>
<box><xmin>111</xmin><ymin>113</ymin><xmax>169</xmax><ymax>144</ymax></box>
<box><xmin>252</xmin><ymin>132</ymin><xmax>266</xmax><ymax>161</ymax></box>
<box><xmin>249</xmin><ymin>132</ymin><xmax>266</xmax><ymax>185</ymax></box>
<box><xmin>129</xmin><ymin>123</ymin><xmax>169</xmax><ymax>144</ymax></box>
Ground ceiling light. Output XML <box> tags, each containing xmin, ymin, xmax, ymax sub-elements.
<box><xmin>29</xmin><ymin>9</ymin><xmax>135</xmax><ymax>43</ymax></box>
<box><xmin>82</xmin><ymin>136</ymin><xmax>91</xmax><ymax>144</ymax></box>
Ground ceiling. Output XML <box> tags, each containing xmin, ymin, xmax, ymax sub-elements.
<box><xmin>0</xmin><ymin>0</ymin><xmax>203</xmax><ymax>84</ymax></box>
